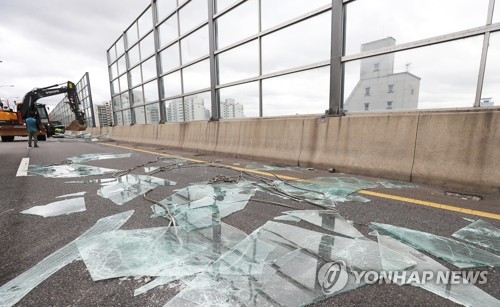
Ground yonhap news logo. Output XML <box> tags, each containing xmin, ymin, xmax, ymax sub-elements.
<box><xmin>317</xmin><ymin>260</ymin><xmax>349</xmax><ymax>295</ymax></box>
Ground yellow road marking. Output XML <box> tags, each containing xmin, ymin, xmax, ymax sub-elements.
<box><xmin>101</xmin><ymin>142</ymin><xmax>500</xmax><ymax>220</ymax></box>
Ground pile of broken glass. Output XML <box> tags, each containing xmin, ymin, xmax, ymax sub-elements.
<box><xmin>2</xmin><ymin>153</ymin><xmax>498</xmax><ymax>306</ymax></box>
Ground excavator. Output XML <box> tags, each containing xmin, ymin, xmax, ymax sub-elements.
<box><xmin>0</xmin><ymin>81</ymin><xmax>86</xmax><ymax>142</ymax></box>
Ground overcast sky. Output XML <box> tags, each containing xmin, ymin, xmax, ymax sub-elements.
<box><xmin>0</xmin><ymin>0</ymin><xmax>150</xmax><ymax>110</ymax></box>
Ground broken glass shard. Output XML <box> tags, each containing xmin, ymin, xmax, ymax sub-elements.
<box><xmin>274</xmin><ymin>215</ymin><xmax>302</xmax><ymax>222</ymax></box>
<box><xmin>371</xmin><ymin>222</ymin><xmax>500</xmax><ymax>268</ymax></box>
<box><xmin>28</xmin><ymin>164</ymin><xmax>119</xmax><ymax>178</ymax></box>
<box><xmin>67</xmin><ymin>153</ymin><xmax>132</xmax><ymax>164</ymax></box>
<box><xmin>76</xmin><ymin>222</ymin><xmax>247</xmax><ymax>283</ymax></box>
<box><xmin>65</xmin><ymin>178</ymin><xmax>118</xmax><ymax>184</ymax></box>
<box><xmin>376</xmin><ymin>232</ymin><xmax>500</xmax><ymax>306</ymax></box>
<box><xmin>144</xmin><ymin>166</ymin><xmax>160</xmax><ymax>173</ymax></box>
<box><xmin>452</xmin><ymin>219</ymin><xmax>500</xmax><ymax>253</ymax></box>
<box><xmin>245</xmin><ymin>165</ymin><xmax>305</xmax><ymax>173</ymax></box>
<box><xmin>55</xmin><ymin>191</ymin><xmax>86</xmax><ymax>198</ymax></box>
<box><xmin>377</xmin><ymin>180</ymin><xmax>417</xmax><ymax>189</ymax></box>
<box><xmin>152</xmin><ymin>182</ymin><xmax>256</xmax><ymax>232</ymax></box>
<box><xmin>282</xmin><ymin>210</ymin><xmax>364</xmax><ymax>239</ymax></box>
<box><xmin>97</xmin><ymin>174</ymin><xmax>176</xmax><ymax>206</ymax></box>
<box><xmin>0</xmin><ymin>210</ymin><xmax>134</xmax><ymax>307</ymax></box>
<box><xmin>166</xmin><ymin>221</ymin><xmax>414</xmax><ymax>306</ymax></box>
<box><xmin>21</xmin><ymin>197</ymin><xmax>86</xmax><ymax>217</ymax></box>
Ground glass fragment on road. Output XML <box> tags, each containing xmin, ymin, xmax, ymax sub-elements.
<box><xmin>245</xmin><ymin>165</ymin><xmax>305</xmax><ymax>172</ymax></box>
<box><xmin>166</xmin><ymin>221</ymin><xmax>414</xmax><ymax>306</ymax></box>
<box><xmin>452</xmin><ymin>219</ymin><xmax>500</xmax><ymax>252</ymax></box>
<box><xmin>152</xmin><ymin>182</ymin><xmax>256</xmax><ymax>232</ymax></box>
<box><xmin>274</xmin><ymin>215</ymin><xmax>302</xmax><ymax>222</ymax></box>
<box><xmin>377</xmin><ymin>180</ymin><xmax>417</xmax><ymax>189</ymax></box>
<box><xmin>21</xmin><ymin>197</ymin><xmax>86</xmax><ymax>217</ymax></box>
<box><xmin>0</xmin><ymin>211</ymin><xmax>134</xmax><ymax>307</ymax></box>
<box><xmin>282</xmin><ymin>210</ymin><xmax>364</xmax><ymax>238</ymax></box>
<box><xmin>376</xmin><ymin>232</ymin><xmax>500</xmax><ymax>306</ymax></box>
<box><xmin>28</xmin><ymin>163</ymin><xmax>119</xmax><ymax>178</ymax></box>
<box><xmin>67</xmin><ymin>153</ymin><xmax>132</xmax><ymax>164</ymax></box>
<box><xmin>371</xmin><ymin>222</ymin><xmax>500</xmax><ymax>268</ymax></box>
<box><xmin>55</xmin><ymin>191</ymin><xmax>86</xmax><ymax>198</ymax></box>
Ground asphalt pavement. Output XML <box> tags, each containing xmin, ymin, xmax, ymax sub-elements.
<box><xmin>0</xmin><ymin>137</ymin><xmax>498</xmax><ymax>306</ymax></box>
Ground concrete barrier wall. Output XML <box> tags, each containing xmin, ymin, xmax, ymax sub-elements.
<box><xmin>86</xmin><ymin>109</ymin><xmax>500</xmax><ymax>192</ymax></box>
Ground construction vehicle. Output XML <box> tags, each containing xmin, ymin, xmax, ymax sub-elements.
<box><xmin>0</xmin><ymin>81</ymin><xmax>86</xmax><ymax>142</ymax></box>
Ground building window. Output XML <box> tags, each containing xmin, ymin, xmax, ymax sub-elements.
<box><xmin>364</xmin><ymin>103</ymin><xmax>370</xmax><ymax>111</ymax></box>
<box><xmin>365</xmin><ymin>87</ymin><xmax>371</xmax><ymax>96</ymax></box>
<box><xmin>373</xmin><ymin>63</ymin><xmax>379</xmax><ymax>72</ymax></box>
<box><xmin>410</xmin><ymin>89</ymin><xmax>415</xmax><ymax>95</ymax></box>
<box><xmin>388</xmin><ymin>84</ymin><xmax>394</xmax><ymax>93</ymax></box>
<box><xmin>386</xmin><ymin>101</ymin><xmax>393</xmax><ymax>110</ymax></box>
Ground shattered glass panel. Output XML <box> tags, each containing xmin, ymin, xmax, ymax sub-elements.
<box><xmin>0</xmin><ymin>211</ymin><xmax>134</xmax><ymax>307</ymax></box>
<box><xmin>97</xmin><ymin>175</ymin><xmax>177</xmax><ymax>206</ymax></box>
<box><xmin>262</xmin><ymin>177</ymin><xmax>378</xmax><ymax>207</ymax></box>
<box><xmin>21</xmin><ymin>197</ymin><xmax>86</xmax><ymax>217</ymax></box>
<box><xmin>67</xmin><ymin>153</ymin><xmax>132</xmax><ymax>163</ymax></box>
<box><xmin>166</xmin><ymin>221</ymin><xmax>414</xmax><ymax>306</ymax></box>
<box><xmin>452</xmin><ymin>219</ymin><xmax>500</xmax><ymax>252</ymax></box>
<box><xmin>76</xmin><ymin>222</ymin><xmax>247</xmax><ymax>282</ymax></box>
<box><xmin>371</xmin><ymin>223</ymin><xmax>500</xmax><ymax>268</ymax></box>
<box><xmin>65</xmin><ymin>178</ymin><xmax>118</xmax><ymax>184</ymax></box>
<box><xmin>152</xmin><ymin>182</ymin><xmax>256</xmax><ymax>232</ymax></box>
<box><xmin>376</xmin><ymin>232</ymin><xmax>500</xmax><ymax>306</ymax></box>
<box><xmin>282</xmin><ymin>210</ymin><xmax>364</xmax><ymax>239</ymax></box>
<box><xmin>144</xmin><ymin>166</ymin><xmax>160</xmax><ymax>173</ymax></box>
<box><xmin>274</xmin><ymin>215</ymin><xmax>301</xmax><ymax>222</ymax></box>
<box><xmin>28</xmin><ymin>164</ymin><xmax>119</xmax><ymax>178</ymax></box>
<box><xmin>377</xmin><ymin>180</ymin><xmax>417</xmax><ymax>189</ymax></box>
<box><xmin>245</xmin><ymin>165</ymin><xmax>305</xmax><ymax>173</ymax></box>
<box><xmin>55</xmin><ymin>192</ymin><xmax>86</xmax><ymax>198</ymax></box>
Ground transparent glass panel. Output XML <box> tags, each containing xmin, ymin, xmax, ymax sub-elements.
<box><xmin>68</xmin><ymin>153</ymin><xmax>131</xmax><ymax>163</ymax></box>
<box><xmin>219</xmin><ymin>81</ymin><xmax>259</xmax><ymax>118</ymax></box>
<box><xmin>495</xmin><ymin>4</ymin><xmax>500</xmax><ymax>22</ymax></box>
<box><xmin>117</xmin><ymin>56</ymin><xmax>127</xmax><ymax>75</ymax></box>
<box><xmin>138</xmin><ymin>7</ymin><xmax>153</xmax><ymax>38</ymax></box>
<box><xmin>126</xmin><ymin>22</ymin><xmax>139</xmax><ymax>47</ymax></box>
<box><xmin>140</xmin><ymin>33</ymin><xmax>156</xmax><ymax>59</ymax></box>
<box><xmin>183</xmin><ymin>91</ymin><xmax>211</xmax><ymax>121</ymax></box>
<box><xmin>182</xmin><ymin>59</ymin><xmax>210</xmax><ymax>93</ymax></box>
<box><xmin>146</xmin><ymin>103</ymin><xmax>161</xmax><ymax>123</ymax></box>
<box><xmin>261</xmin><ymin>0</ymin><xmax>330</xmax><ymax>30</ymax></box>
<box><xmin>116</xmin><ymin>36</ymin><xmax>125</xmax><ymax>57</ymax></box>
<box><xmin>119</xmin><ymin>74</ymin><xmax>129</xmax><ymax>92</ymax></box>
<box><xmin>132</xmin><ymin>86</ymin><xmax>144</xmax><ymax>106</ymax></box>
<box><xmin>344</xmin><ymin>36</ymin><xmax>483</xmax><ymax>112</ymax></box>
<box><xmin>108</xmin><ymin>45</ymin><xmax>116</xmax><ymax>63</ymax></box>
<box><xmin>179</xmin><ymin>0</ymin><xmax>208</xmax><ymax>36</ymax></box>
<box><xmin>345</xmin><ymin>0</ymin><xmax>490</xmax><ymax>55</ymax></box>
<box><xmin>165</xmin><ymin>99</ymin><xmax>185</xmax><ymax>122</ymax></box>
<box><xmin>111</xmin><ymin>79</ymin><xmax>119</xmax><ymax>95</ymax></box>
<box><xmin>452</xmin><ymin>219</ymin><xmax>500</xmax><ymax>252</ymax></box>
<box><xmin>112</xmin><ymin>95</ymin><xmax>121</xmax><ymax>110</ymax></box>
<box><xmin>181</xmin><ymin>25</ymin><xmax>209</xmax><ymax>64</ymax></box>
<box><xmin>263</xmin><ymin>67</ymin><xmax>329</xmax><ymax>116</ymax></box>
<box><xmin>115</xmin><ymin>111</ymin><xmax>123</xmax><ymax>125</ymax></box>
<box><xmin>28</xmin><ymin>164</ymin><xmax>118</xmax><ymax>178</ymax></box>
<box><xmin>123</xmin><ymin>109</ymin><xmax>132</xmax><ymax>124</ymax></box>
<box><xmin>130</xmin><ymin>66</ymin><xmax>142</xmax><ymax>87</ymax></box>
<box><xmin>157</xmin><ymin>0</ymin><xmax>178</xmax><ymax>22</ymax></box>
<box><xmin>159</xmin><ymin>14</ymin><xmax>179</xmax><ymax>48</ymax></box>
<box><xmin>481</xmin><ymin>32</ymin><xmax>500</xmax><ymax>107</ymax></box>
<box><xmin>161</xmin><ymin>43</ymin><xmax>181</xmax><ymax>73</ymax></box>
<box><xmin>162</xmin><ymin>71</ymin><xmax>182</xmax><ymax>98</ymax></box>
<box><xmin>121</xmin><ymin>92</ymin><xmax>131</xmax><ymax>109</ymax></box>
<box><xmin>216</xmin><ymin>0</ymin><xmax>238</xmax><ymax>13</ymax></box>
<box><xmin>21</xmin><ymin>197</ymin><xmax>86</xmax><ymax>217</ymax></box>
<box><xmin>217</xmin><ymin>0</ymin><xmax>258</xmax><ymax>49</ymax></box>
<box><xmin>128</xmin><ymin>45</ymin><xmax>141</xmax><ymax>67</ymax></box>
<box><xmin>133</xmin><ymin>106</ymin><xmax>146</xmax><ymax>124</ymax></box>
<box><xmin>142</xmin><ymin>56</ymin><xmax>157</xmax><ymax>82</ymax></box>
<box><xmin>282</xmin><ymin>210</ymin><xmax>364</xmax><ymax>238</ymax></box>
<box><xmin>262</xmin><ymin>12</ymin><xmax>331</xmax><ymax>74</ymax></box>
<box><xmin>144</xmin><ymin>80</ymin><xmax>159</xmax><ymax>103</ymax></box>
<box><xmin>110</xmin><ymin>63</ymin><xmax>118</xmax><ymax>80</ymax></box>
<box><xmin>218</xmin><ymin>39</ymin><xmax>259</xmax><ymax>84</ymax></box>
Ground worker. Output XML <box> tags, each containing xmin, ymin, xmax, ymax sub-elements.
<box><xmin>26</xmin><ymin>112</ymin><xmax>40</xmax><ymax>148</ymax></box>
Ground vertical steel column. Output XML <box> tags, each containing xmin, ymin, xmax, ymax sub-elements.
<box><xmin>152</xmin><ymin>0</ymin><xmax>166</xmax><ymax>123</ymax></box>
<box><xmin>106</xmin><ymin>45</ymin><xmax>117</xmax><ymax>126</ymax></box>
<box><xmin>474</xmin><ymin>0</ymin><xmax>495</xmax><ymax>107</ymax></box>
<box><xmin>258</xmin><ymin>0</ymin><xmax>263</xmax><ymax>117</ymax></box>
<box><xmin>327</xmin><ymin>0</ymin><xmax>345</xmax><ymax>116</ymax></box>
<box><xmin>85</xmin><ymin>72</ymin><xmax>96</xmax><ymax>128</ymax></box>
<box><xmin>208</xmin><ymin>0</ymin><xmax>219</xmax><ymax>120</ymax></box>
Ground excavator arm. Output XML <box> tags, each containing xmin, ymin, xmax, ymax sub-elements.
<box><xmin>19</xmin><ymin>81</ymin><xmax>86</xmax><ymax>126</ymax></box>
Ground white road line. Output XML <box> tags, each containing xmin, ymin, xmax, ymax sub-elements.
<box><xmin>16</xmin><ymin>158</ymin><xmax>29</xmax><ymax>177</ymax></box>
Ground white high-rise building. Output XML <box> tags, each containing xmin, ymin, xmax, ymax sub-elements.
<box><xmin>166</xmin><ymin>96</ymin><xmax>209</xmax><ymax>122</ymax></box>
<box><xmin>220</xmin><ymin>98</ymin><xmax>245</xmax><ymax>119</ymax></box>
<box><xmin>94</xmin><ymin>102</ymin><xmax>114</xmax><ymax>127</ymax></box>
<box><xmin>345</xmin><ymin>37</ymin><xmax>421</xmax><ymax>112</ymax></box>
